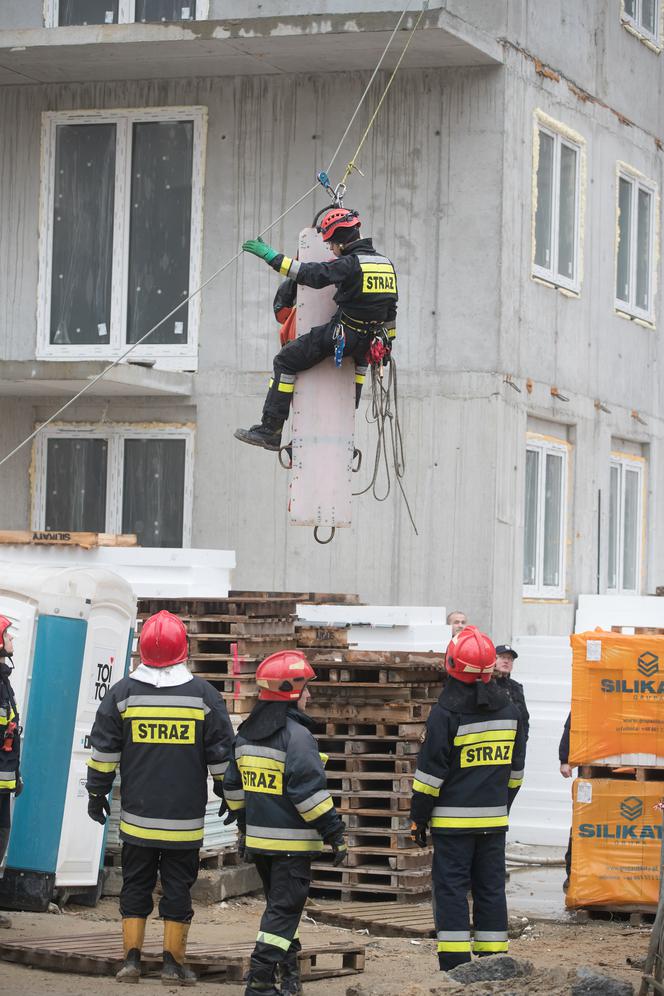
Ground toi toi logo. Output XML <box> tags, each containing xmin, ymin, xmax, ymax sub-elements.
<box><xmin>620</xmin><ymin>797</ymin><xmax>644</xmax><ymax>821</ymax></box>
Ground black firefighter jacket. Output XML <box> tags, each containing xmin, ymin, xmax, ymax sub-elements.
<box><xmin>223</xmin><ymin>704</ymin><xmax>344</xmax><ymax>856</ymax></box>
<box><xmin>86</xmin><ymin>674</ymin><xmax>234</xmax><ymax>848</ymax></box>
<box><xmin>270</xmin><ymin>238</ymin><xmax>398</xmax><ymax>335</ymax></box>
<box><xmin>0</xmin><ymin>662</ymin><xmax>20</xmax><ymax>794</ymax></box>
<box><xmin>410</xmin><ymin>679</ymin><xmax>526</xmax><ymax>835</ymax></box>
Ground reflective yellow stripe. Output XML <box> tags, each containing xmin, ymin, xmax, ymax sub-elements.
<box><xmin>121</xmin><ymin>707</ymin><xmax>204</xmax><ymax>720</ymax></box>
<box><xmin>360</xmin><ymin>263</ymin><xmax>395</xmax><ymax>273</ymax></box>
<box><xmin>355</xmin><ymin>374</ymin><xmax>365</xmax><ymax>384</ymax></box>
<box><xmin>269</xmin><ymin>378</ymin><xmax>274</xmax><ymax>388</ymax></box>
<box><xmin>120</xmin><ymin>821</ymin><xmax>204</xmax><ymax>843</ymax></box>
<box><xmin>454</xmin><ymin>730</ymin><xmax>516</xmax><ymax>746</ymax></box>
<box><xmin>226</xmin><ymin>798</ymin><xmax>245</xmax><ymax>811</ymax></box>
<box><xmin>437</xmin><ymin>941</ymin><xmax>471</xmax><ymax>952</ymax></box>
<box><xmin>473</xmin><ymin>941</ymin><xmax>509</xmax><ymax>952</ymax></box>
<box><xmin>237</xmin><ymin>755</ymin><xmax>284</xmax><ymax>772</ymax></box>
<box><xmin>301</xmin><ymin>797</ymin><xmax>334</xmax><ymax>822</ymax></box>
<box><xmin>508</xmin><ymin>778</ymin><xmax>523</xmax><ymax>788</ymax></box>
<box><xmin>87</xmin><ymin>759</ymin><xmax>118</xmax><ymax>773</ymax></box>
<box><xmin>387</xmin><ymin>327</ymin><xmax>396</xmax><ymax>339</ymax></box>
<box><xmin>430</xmin><ymin>816</ymin><xmax>508</xmax><ymax>829</ymax></box>
<box><xmin>319</xmin><ymin>752</ymin><xmax>329</xmax><ymax>767</ymax></box>
<box><xmin>277</xmin><ymin>382</ymin><xmax>295</xmax><ymax>394</ymax></box>
<box><xmin>245</xmin><ymin>835</ymin><xmax>324</xmax><ymax>852</ymax></box>
<box><xmin>279</xmin><ymin>257</ymin><xmax>293</xmax><ymax>277</ymax></box>
<box><xmin>257</xmin><ymin>930</ymin><xmax>292</xmax><ymax>952</ymax></box>
<box><xmin>0</xmin><ymin>717</ymin><xmax>8</xmax><ymax>727</ymax></box>
<box><xmin>0</xmin><ymin>780</ymin><xmax>16</xmax><ymax>790</ymax></box>
<box><xmin>413</xmin><ymin>778</ymin><xmax>439</xmax><ymax>798</ymax></box>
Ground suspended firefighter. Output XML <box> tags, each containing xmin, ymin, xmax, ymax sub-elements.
<box><xmin>224</xmin><ymin>651</ymin><xmax>347</xmax><ymax>996</ymax></box>
<box><xmin>409</xmin><ymin>627</ymin><xmax>526</xmax><ymax>973</ymax></box>
<box><xmin>0</xmin><ymin>616</ymin><xmax>23</xmax><ymax>930</ymax></box>
<box><xmin>235</xmin><ymin>208</ymin><xmax>398</xmax><ymax>452</ymax></box>
<box><xmin>86</xmin><ymin>610</ymin><xmax>234</xmax><ymax>986</ymax></box>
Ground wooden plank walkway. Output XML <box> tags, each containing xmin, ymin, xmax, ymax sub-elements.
<box><xmin>0</xmin><ymin>930</ymin><xmax>365</xmax><ymax>981</ymax></box>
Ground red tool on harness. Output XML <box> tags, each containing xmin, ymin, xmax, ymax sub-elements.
<box><xmin>367</xmin><ymin>330</ymin><xmax>391</xmax><ymax>367</ymax></box>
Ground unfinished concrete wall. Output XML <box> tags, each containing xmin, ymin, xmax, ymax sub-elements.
<box><xmin>0</xmin><ymin>2</ymin><xmax>43</xmax><ymax>30</ymax></box>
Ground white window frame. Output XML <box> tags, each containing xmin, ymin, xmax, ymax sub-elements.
<box><xmin>607</xmin><ymin>452</ymin><xmax>645</xmax><ymax>595</ymax></box>
<box><xmin>45</xmin><ymin>0</ymin><xmax>209</xmax><ymax>27</ymax></box>
<box><xmin>614</xmin><ymin>165</ymin><xmax>658</xmax><ymax>325</ymax></box>
<box><xmin>522</xmin><ymin>435</ymin><xmax>569</xmax><ymax>599</ymax></box>
<box><xmin>621</xmin><ymin>0</ymin><xmax>662</xmax><ymax>48</ymax></box>
<box><xmin>532</xmin><ymin>119</ymin><xmax>583</xmax><ymax>294</ymax></box>
<box><xmin>32</xmin><ymin>423</ymin><xmax>195</xmax><ymax>546</ymax></box>
<box><xmin>37</xmin><ymin>106</ymin><xmax>207</xmax><ymax>369</ymax></box>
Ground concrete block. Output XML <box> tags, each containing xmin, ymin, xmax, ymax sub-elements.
<box><xmin>190</xmin><ymin>864</ymin><xmax>262</xmax><ymax>904</ymax></box>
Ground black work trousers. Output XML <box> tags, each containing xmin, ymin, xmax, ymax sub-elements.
<box><xmin>249</xmin><ymin>854</ymin><xmax>312</xmax><ymax>984</ymax></box>
<box><xmin>0</xmin><ymin>794</ymin><xmax>10</xmax><ymax>865</ymax></box>
<box><xmin>119</xmin><ymin>843</ymin><xmax>200</xmax><ymax>924</ymax></box>
<box><xmin>432</xmin><ymin>832</ymin><xmax>508</xmax><ymax>971</ymax></box>
<box><xmin>262</xmin><ymin>318</ymin><xmax>370</xmax><ymax>422</ymax></box>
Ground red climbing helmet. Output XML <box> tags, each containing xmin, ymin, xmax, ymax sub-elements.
<box><xmin>445</xmin><ymin>626</ymin><xmax>496</xmax><ymax>684</ymax></box>
<box><xmin>139</xmin><ymin>610</ymin><xmax>188</xmax><ymax>668</ymax></box>
<box><xmin>256</xmin><ymin>650</ymin><xmax>316</xmax><ymax>701</ymax></box>
<box><xmin>0</xmin><ymin>616</ymin><xmax>11</xmax><ymax>649</ymax></box>
<box><xmin>317</xmin><ymin>208</ymin><xmax>361</xmax><ymax>242</ymax></box>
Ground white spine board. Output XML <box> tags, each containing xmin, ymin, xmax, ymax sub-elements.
<box><xmin>289</xmin><ymin>228</ymin><xmax>355</xmax><ymax>528</ymax></box>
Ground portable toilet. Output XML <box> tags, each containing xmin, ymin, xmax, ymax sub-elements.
<box><xmin>0</xmin><ymin>564</ymin><xmax>136</xmax><ymax>910</ymax></box>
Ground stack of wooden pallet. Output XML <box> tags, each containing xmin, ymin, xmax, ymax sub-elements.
<box><xmin>134</xmin><ymin>591</ymin><xmax>359</xmax><ymax>718</ymax></box>
<box><xmin>299</xmin><ymin>625</ymin><xmax>444</xmax><ymax>903</ymax></box>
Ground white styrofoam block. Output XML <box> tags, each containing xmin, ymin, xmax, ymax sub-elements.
<box><xmin>575</xmin><ymin>594</ymin><xmax>664</xmax><ymax>633</ymax></box>
<box><xmin>347</xmin><ymin>624</ymin><xmax>450</xmax><ymax>651</ymax></box>
<box><xmin>507</xmin><ymin>636</ymin><xmax>573</xmax><ymax>848</ymax></box>
<box><xmin>297</xmin><ymin>604</ymin><xmax>446</xmax><ymax>626</ymax></box>
<box><xmin>0</xmin><ymin>546</ymin><xmax>235</xmax><ymax>598</ymax></box>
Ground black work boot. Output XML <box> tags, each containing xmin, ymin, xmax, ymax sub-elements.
<box><xmin>279</xmin><ymin>951</ymin><xmax>303</xmax><ymax>995</ymax></box>
<box><xmin>0</xmin><ymin>829</ymin><xmax>11</xmax><ymax>928</ymax></box>
<box><xmin>244</xmin><ymin>965</ymin><xmax>283</xmax><ymax>996</ymax></box>
<box><xmin>234</xmin><ymin>418</ymin><xmax>284</xmax><ymax>452</ymax></box>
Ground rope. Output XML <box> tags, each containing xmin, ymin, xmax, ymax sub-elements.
<box><xmin>339</xmin><ymin>2</ymin><xmax>428</xmax><ymax>189</ymax></box>
<box><xmin>0</xmin><ymin>0</ymin><xmax>423</xmax><ymax>472</ymax></box>
<box><xmin>353</xmin><ymin>358</ymin><xmax>418</xmax><ymax>535</ymax></box>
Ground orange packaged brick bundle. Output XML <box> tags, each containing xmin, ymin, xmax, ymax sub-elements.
<box><xmin>566</xmin><ymin>778</ymin><xmax>662</xmax><ymax>909</ymax></box>
<box><xmin>569</xmin><ymin>631</ymin><xmax>664</xmax><ymax>766</ymax></box>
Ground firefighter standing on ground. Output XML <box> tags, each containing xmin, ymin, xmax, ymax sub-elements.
<box><xmin>0</xmin><ymin>616</ymin><xmax>22</xmax><ymax>930</ymax></box>
<box><xmin>86</xmin><ymin>610</ymin><xmax>234</xmax><ymax>986</ymax></box>
<box><xmin>223</xmin><ymin>651</ymin><xmax>347</xmax><ymax>996</ymax></box>
<box><xmin>410</xmin><ymin>627</ymin><xmax>526</xmax><ymax>972</ymax></box>
<box><xmin>235</xmin><ymin>208</ymin><xmax>398</xmax><ymax>452</ymax></box>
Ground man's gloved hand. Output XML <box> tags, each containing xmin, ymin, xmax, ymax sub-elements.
<box><xmin>325</xmin><ymin>832</ymin><xmax>347</xmax><ymax>867</ymax></box>
<box><xmin>410</xmin><ymin>822</ymin><xmax>427</xmax><ymax>848</ymax></box>
<box><xmin>14</xmin><ymin>775</ymin><xmax>24</xmax><ymax>798</ymax></box>
<box><xmin>242</xmin><ymin>237</ymin><xmax>278</xmax><ymax>264</ymax></box>
<box><xmin>87</xmin><ymin>794</ymin><xmax>111</xmax><ymax>826</ymax></box>
<box><xmin>217</xmin><ymin>799</ymin><xmax>237</xmax><ymax>825</ymax></box>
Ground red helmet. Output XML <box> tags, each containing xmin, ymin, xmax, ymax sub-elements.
<box><xmin>139</xmin><ymin>610</ymin><xmax>188</xmax><ymax>668</ymax></box>
<box><xmin>445</xmin><ymin>626</ymin><xmax>496</xmax><ymax>684</ymax></box>
<box><xmin>256</xmin><ymin>650</ymin><xmax>316</xmax><ymax>701</ymax></box>
<box><xmin>317</xmin><ymin>208</ymin><xmax>361</xmax><ymax>242</ymax></box>
<box><xmin>0</xmin><ymin>616</ymin><xmax>11</xmax><ymax>650</ymax></box>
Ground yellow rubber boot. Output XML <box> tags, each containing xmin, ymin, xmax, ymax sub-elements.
<box><xmin>161</xmin><ymin>920</ymin><xmax>197</xmax><ymax>987</ymax></box>
<box><xmin>116</xmin><ymin>917</ymin><xmax>146</xmax><ymax>983</ymax></box>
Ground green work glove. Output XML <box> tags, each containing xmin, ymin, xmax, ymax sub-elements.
<box><xmin>242</xmin><ymin>237</ymin><xmax>278</xmax><ymax>264</ymax></box>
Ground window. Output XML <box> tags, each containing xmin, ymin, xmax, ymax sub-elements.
<box><xmin>38</xmin><ymin>107</ymin><xmax>206</xmax><ymax>368</ymax></box>
<box><xmin>33</xmin><ymin>425</ymin><xmax>194</xmax><ymax>547</ymax></box>
<box><xmin>533</xmin><ymin>120</ymin><xmax>583</xmax><ymax>292</ymax></box>
<box><xmin>46</xmin><ymin>0</ymin><xmax>208</xmax><ymax>25</ymax></box>
<box><xmin>622</xmin><ymin>0</ymin><xmax>660</xmax><ymax>44</ymax></box>
<box><xmin>523</xmin><ymin>436</ymin><xmax>568</xmax><ymax>598</ymax></box>
<box><xmin>608</xmin><ymin>454</ymin><xmax>644</xmax><ymax>594</ymax></box>
<box><xmin>615</xmin><ymin>167</ymin><xmax>657</xmax><ymax>323</ymax></box>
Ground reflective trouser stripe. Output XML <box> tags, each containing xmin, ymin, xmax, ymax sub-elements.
<box><xmin>0</xmin><ymin>780</ymin><xmax>16</xmax><ymax>790</ymax></box>
<box><xmin>473</xmin><ymin>940</ymin><xmax>509</xmax><ymax>953</ymax></box>
<box><xmin>437</xmin><ymin>941</ymin><xmax>471</xmax><ymax>953</ymax></box>
<box><xmin>257</xmin><ymin>930</ymin><xmax>292</xmax><ymax>952</ymax></box>
<box><xmin>277</xmin><ymin>382</ymin><xmax>295</xmax><ymax>393</ymax></box>
<box><xmin>355</xmin><ymin>374</ymin><xmax>365</xmax><ymax>384</ymax></box>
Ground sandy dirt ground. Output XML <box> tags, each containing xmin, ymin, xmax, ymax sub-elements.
<box><xmin>0</xmin><ymin>894</ymin><xmax>651</xmax><ymax>995</ymax></box>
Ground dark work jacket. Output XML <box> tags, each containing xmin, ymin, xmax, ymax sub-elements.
<box><xmin>559</xmin><ymin>712</ymin><xmax>571</xmax><ymax>764</ymax></box>
<box><xmin>86</xmin><ymin>674</ymin><xmax>234</xmax><ymax>849</ymax></box>
<box><xmin>273</xmin><ymin>278</ymin><xmax>297</xmax><ymax>323</ymax></box>
<box><xmin>223</xmin><ymin>705</ymin><xmax>344</xmax><ymax>856</ymax></box>
<box><xmin>270</xmin><ymin>238</ymin><xmax>398</xmax><ymax>330</ymax></box>
<box><xmin>410</xmin><ymin>680</ymin><xmax>526</xmax><ymax>834</ymax></box>
<box><xmin>496</xmin><ymin>675</ymin><xmax>530</xmax><ymax>742</ymax></box>
<box><xmin>0</xmin><ymin>660</ymin><xmax>20</xmax><ymax>794</ymax></box>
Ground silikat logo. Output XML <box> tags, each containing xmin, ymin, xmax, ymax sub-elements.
<box><xmin>638</xmin><ymin>652</ymin><xmax>659</xmax><ymax>677</ymax></box>
<box><xmin>619</xmin><ymin>797</ymin><xmax>644</xmax><ymax>821</ymax></box>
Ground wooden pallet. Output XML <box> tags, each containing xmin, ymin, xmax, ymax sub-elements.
<box><xmin>0</xmin><ymin>931</ymin><xmax>365</xmax><ymax>981</ymax></box>
<box><xmin>578</xmin><ymin>765</ymin><xmax>664</xmax><ymax>781</ymax></box>
<box><xmin>573</xmin><ymin>904</ymin><xmax>657</xmax><ymax>927</ymax></box>
<box><xmin>307</xmin><ymin>901</ymin><xmax>435</xmax><ymax>938</ymax></box>
<box><xmin>310</xmin><ymin>883</ymin><xmax>430</xmax><ymax>903</ymax></box>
